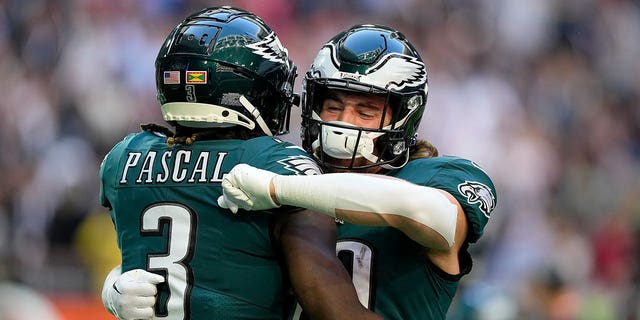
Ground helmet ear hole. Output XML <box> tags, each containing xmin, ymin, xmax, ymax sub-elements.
<box><xmin>155</xmin><ymin>6</ymin><xmax>297</xmax><ymax>136</ymax></box>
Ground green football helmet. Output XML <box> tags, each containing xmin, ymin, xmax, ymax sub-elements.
<box><xmin>301</xmin><ymin>24</ymin><xmax>428</xmax><ymax>170</ymax></box>
<box><xmin>156</xmin><ymin>6</ymin><xmax>297</xmax><ymax>136</ymax></box>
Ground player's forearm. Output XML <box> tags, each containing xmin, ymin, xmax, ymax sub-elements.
<box><xmin>273</xmin><ymin>173</ymin><xmax>458</xmax><ymax>248</ymax></box>
<box><xmin>279</xmin><ymin>211</ymin><xmax>381</xmax><ymax>320</ymax></box>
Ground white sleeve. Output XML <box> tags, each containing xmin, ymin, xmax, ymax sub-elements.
<box><xmin>273</xmin><ymin>173</ymin><xmax>458</xmax><ymax>247</ymax></box>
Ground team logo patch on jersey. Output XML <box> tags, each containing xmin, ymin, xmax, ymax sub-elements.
<box><xmin>458</xmin><ymin>181</ymin><xmax>496</xmax><ymax>218</ymax></box>
<box><xmin>186</xmin><ymin>71</ymin><xmax>207</xmax><ymax>84</ymax></box>
<box><xmin>277</xmin><ymin>156</ymin><xmax>322</xmax><ymax>176</ymax></box>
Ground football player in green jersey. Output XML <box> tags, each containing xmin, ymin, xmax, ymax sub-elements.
<box><xmin>99</xmin><ymin>7</ymin><xmax>379</xmax><ymax>320</ymax></box>
<box><xmin>218</xmin><ymin>24</ymin><xmax>498</xmax><ymax>319</ymax></box>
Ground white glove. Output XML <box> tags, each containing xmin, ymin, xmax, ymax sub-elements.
<box><xmin>102</xmin><ymin>266</ymin><xmax>165</xmax><ymax>320</ymax></box>
<box><xmin>217</xmin><ymin>163</ymin><xmax>280</xmax><ymax>213</ymax></box>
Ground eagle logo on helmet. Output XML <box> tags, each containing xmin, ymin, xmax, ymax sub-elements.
<box><xmin>247</xmin><ymin>32</ymin><xmax>289</xmax><ymax>66</ymax></box>
<box><xmin>310</xmin><ymin>44</ymin><xmax>427</xmax><ymax>91</ymax></box>
<box><xmin>458</xmin><ymin>181</ymin><xmax>496</xmax><ymax>218</ymax></box>
<box><xmin>366</xmin><ymin>54</ymin><xmax>427</xmax><ymax>90</ymax></box>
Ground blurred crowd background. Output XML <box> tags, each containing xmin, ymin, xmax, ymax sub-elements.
<box><xmin>0</xmin><ymin>0</ymin><xmax>638</xmax><ymax>319</ymax></box>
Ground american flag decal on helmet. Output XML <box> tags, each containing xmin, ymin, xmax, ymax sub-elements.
<box><xmin>163</xmin><ymin>71</ymin><xmax>180</xmax><ymax>84</ymax></box>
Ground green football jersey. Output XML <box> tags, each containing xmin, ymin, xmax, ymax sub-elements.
<box><xmin>335</xmin><ymin>156</ymin><xmax>497</xmax><ymax>320</ymax></box>
<box><xmin>99</xmin><ymin>131</ymin><xmax>321</xmax><ymax>320</ymax></box>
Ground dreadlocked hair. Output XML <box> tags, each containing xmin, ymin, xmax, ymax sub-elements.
<box><xmin>141</xmin><ymin>122</ymin><xmax>265</xmax><ymax>146</ymax></box>
<box><xmin>141</xmin><ymin>123</ymin><xmax>175</xmax><ymax>136</ymax></box>
<box><xmin>140</xmin><ymin>123</ymin><xmax>177</xmax><ymax>145</ymax></box>
<box><xmin>409</xmin><ymin>139</ymin><xmax>439</xmax><ymax>161</ymax></box>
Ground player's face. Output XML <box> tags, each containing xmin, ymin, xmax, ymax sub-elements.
<box><xmin>318</xmin><ymin>90</ymin><xmax>392</xmax><ymax>173</ymax></box>
<box><xmin>319</xmin><ymin>90</ymin><xmax>391</xmax><ymax>128</ymax></box>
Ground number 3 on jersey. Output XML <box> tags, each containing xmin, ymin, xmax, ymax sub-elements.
<box><xmin>142</xmin><ymin>203</ymin><xmax>196</xmax><ymax>319</ymax></box>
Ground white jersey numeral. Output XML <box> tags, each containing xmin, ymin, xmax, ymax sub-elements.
<box><xmin>142</xmin><ymin>203</ymin><xmax>195</xmax><ymax>319</ymax></box>
<box><xmin>289</xmin><ymin>239</ymin><xmax>375</xmax><ymax>319</ymax></box>
<box><xmin>336</xmin><ymin>240</ymin><xmax>374</xmax><ymax>307</ymax></box>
